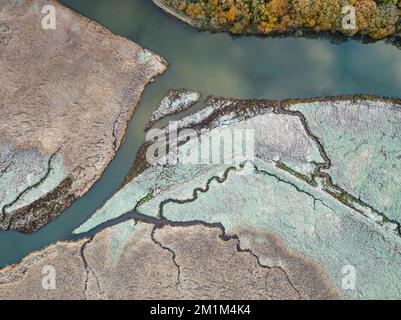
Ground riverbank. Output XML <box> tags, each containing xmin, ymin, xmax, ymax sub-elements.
<box><xmin>0</xmin><ymin>0</ymin><xmax>167</xmax><ymax>233</ymax></box>
<box><xmin>153</xmin><ymin>0</ymin><xmax>401</xmax><ymax>40</ymax></box>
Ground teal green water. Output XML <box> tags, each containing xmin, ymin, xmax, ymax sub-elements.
<box><xmin>1</xmin><ymin>0</ymin><xmax>401</xmax><ymax>267</ymax></box>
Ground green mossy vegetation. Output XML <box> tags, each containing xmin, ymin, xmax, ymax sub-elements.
<box><xmin>275</xmin><ymin>161</ymin><xmax>316</xmax><ymax>185</ymax></box>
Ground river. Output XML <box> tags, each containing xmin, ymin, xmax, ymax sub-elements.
<box><xmin>1</xmin><ymin>0</ymin><xmax>401</xmax><ymax>267</ymax></box>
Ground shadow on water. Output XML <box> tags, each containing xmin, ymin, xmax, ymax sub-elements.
<box><xmin>1</xmin><ymin>0</ymin><xmax>401</xmax><ymax>267</ymax></box>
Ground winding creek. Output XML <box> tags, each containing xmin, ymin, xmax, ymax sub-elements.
<box><xmin>1</xmin><ymin>0</ymin><xmax>401</xmax><ymax>268</ymax></box>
